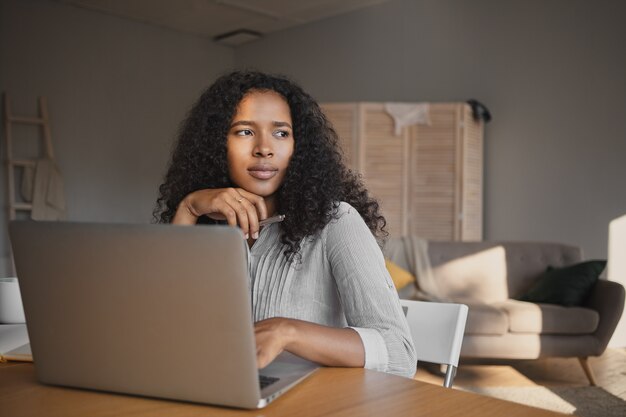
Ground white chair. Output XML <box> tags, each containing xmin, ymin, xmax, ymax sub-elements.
<box><xmin>400</xmin><ymin>299</ymin><xmax>468</xmax><ymax>388</ymax></box>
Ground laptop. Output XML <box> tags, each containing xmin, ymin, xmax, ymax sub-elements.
<box><xmin>9</xmin><ymin>221</ymin><xmax>319</xmax><ymax>409</ymax></box>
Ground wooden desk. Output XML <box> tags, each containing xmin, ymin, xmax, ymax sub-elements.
<box><xmin>0</xmin><ymin>362</ymin><xmax>564</xmax><ymax>417</ymax></box>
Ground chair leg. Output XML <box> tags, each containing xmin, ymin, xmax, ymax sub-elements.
<box><xmin>578</xmin><ymin>357</ymin><xmax>598</xmax><ymax>386</ymax></box>
<box><xmin>443</xmin><ymin>365</ymin><xmax>457</xmax><ymax>388</ymax></box>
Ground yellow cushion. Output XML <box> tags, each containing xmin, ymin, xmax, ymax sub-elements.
<box><xmin>385</xmin><ymin>259</ymin><xmax>416</xmax><ymax>290</ymax></box>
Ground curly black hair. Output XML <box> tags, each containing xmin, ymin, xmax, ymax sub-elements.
<box><xmin>154</xmin><ymin>70</ymin><xmax>386</xmax><ymax>259</ymax></box>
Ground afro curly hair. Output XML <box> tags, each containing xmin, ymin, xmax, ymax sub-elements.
<box><xmin>154</xmin><ymin>70</ymin><xmax>386</xmax><ymax>260</ymax></box>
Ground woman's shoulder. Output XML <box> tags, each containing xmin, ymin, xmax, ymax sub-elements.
<box><xmin>335</xmin><ymin>201</ymin><xmax>357</xmax><ymax>216</ymax></box>
<box><xmin>324</xmin><ymin>202</ymin><xmax>368</xmax><ymax>233</ymax></box>
<box><xmin>321</xmin><ymin>202</ymin><xmax>380</xmax><ymax>256</ymax></box>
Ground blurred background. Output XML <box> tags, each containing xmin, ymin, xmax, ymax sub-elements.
<box><xmin>1</xmin><ymin>0</ymin><xmax>625</xmax><ymax>277</ymax></box>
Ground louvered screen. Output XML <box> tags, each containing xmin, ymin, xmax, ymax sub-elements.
<box><xmin>461</xmin><ymin>104</ymin><xmax>484</xmax><ymax>240</ymax></box>
<box><xmin>359</xmin><ymin>104</ymin><xmax>406</xmax><ymax>237</ymax></box>
<box><xmin>320</xmin><ymin>101</ymin><xmax>484</xmax><ymax>241</ymax></box>
<box><xmin>319</xmin><ymin>103</ymin><xmax>358</xmax><ymax>170</ymax></box>
<box><xmin>408</xmin><ymin>104</ymin><xmax>458</xmax><ymax>240</ymax></box>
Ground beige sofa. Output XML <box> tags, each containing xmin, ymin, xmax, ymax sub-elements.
<box><xmin>383</xmin><ymin>238</ymin><xmax>625</xmax><ymax>384</ymax></box>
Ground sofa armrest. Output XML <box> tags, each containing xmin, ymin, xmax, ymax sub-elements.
<box><xmin>585</xmin><ymin>279</ymin><xmax>625</xmax><ymax>354</ymax></box>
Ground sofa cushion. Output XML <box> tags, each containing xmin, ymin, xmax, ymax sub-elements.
<box><xmin>383</xmin><ymin>238</ymin><xmax>411</xmax><ymax>269</ymax></box>
<box><xmin>461</xmin><ymin>301</ymin><xmax>509</xmax><ymax>335</ymax></box>
<box><xmin>494</xmin><ymin>299</ymin><xmax>599</xmax><ymax>335</ymax></box>
<box><xmin>518</xmin><ymin>260</ymin><xmax>606</xmax><ymax>306</ymax></box>
<box><xmin>384</xmin><ymin>259</ymin><xmax>415</xmax><ymax>290</ymax></box>
<box><xmin>500</xmin><ymin>243</ymin><xmax>582</xmax><ymax>298</ymax></box>
<box><xmin>430</xmin><ymin>245</ymin><xmax>509</xmax><ymax>304</ymax></box>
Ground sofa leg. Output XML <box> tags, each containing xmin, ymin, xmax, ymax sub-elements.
<box><xmin>578</xmin><ymin>357</ymin><xmax>598</xmax><ymax>386</ymax></box>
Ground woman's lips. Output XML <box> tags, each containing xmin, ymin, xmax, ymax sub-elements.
<box><xmin>248</xmin><ymin>166</ymin><xmax>278</xmax><ymax>180</ymax></box>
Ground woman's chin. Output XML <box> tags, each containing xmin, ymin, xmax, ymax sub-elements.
<box><xmin>238</xmin><ymin>184</ymin><xmax>279</xmax><ymax>198</ymax></box>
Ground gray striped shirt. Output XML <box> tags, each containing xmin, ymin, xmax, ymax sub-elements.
<box><xmin>245</xmin><ymin>202</ymin><xmax>417</xmax><ymax>378</ymax></box>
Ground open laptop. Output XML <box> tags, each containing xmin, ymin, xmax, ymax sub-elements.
<box><xmin>9</xmin><ymin>221</ymin><xmax>319</xmax><ymax>409</ymax></box>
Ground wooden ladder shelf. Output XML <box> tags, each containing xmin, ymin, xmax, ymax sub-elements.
<box><xmin>2</xmin><ymin>93</ymin><xmax>56</xmax><ymax>221</ymax></box>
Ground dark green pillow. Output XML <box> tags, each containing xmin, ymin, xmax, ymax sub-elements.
<box><xmin>518</xmin><ymin>260</ymin><xmax>607</xmax><ymax>307</ymax></box>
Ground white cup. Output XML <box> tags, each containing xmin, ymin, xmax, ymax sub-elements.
<box><xmin>0</xmin><ymin>277</ymin><xmax>26</xmax><ymax>324</ymax></box>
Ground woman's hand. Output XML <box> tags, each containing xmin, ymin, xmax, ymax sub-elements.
<box><xmin>172</xmin><ymin>188</ymin><xmax>268</xmax><ymax>239</ymax></box>
<box><xmin>254</xmin><ymin>318</ymin><xmax>294</xmax><ymax>369</ymax></box>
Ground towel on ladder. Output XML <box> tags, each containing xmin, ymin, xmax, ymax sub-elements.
<box><xmin>20</xmin><ymin>158</ymin><xmax>66</xmax><ymax>220</ymax></box>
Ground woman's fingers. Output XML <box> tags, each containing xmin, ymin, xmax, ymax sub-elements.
<box><xmin>236</xmin><ymin>189</ymin><xmax>269</xmax><ymax>223</ymax></box>
<box><xmin>254</xmin><ymin>318</ymin><xmax>287</xmax><ymax>369</ymax></box>
<box><xmin>230</xmin><ymin>188</ymin><xmax>267</xmax><ymax>239</ymax></box>
<box><xmin>225</xmin><ymin>190</ymin><xmax>255</xmax><ymax>239</ymax></box>
<box><xmin>227</xmin><ymin>194</ymin><xmax>252</xmax><ymax>239</ymax></box>
<box><xmin>240</xmin><ymin>199</ymin><xmax>260</xmax><ymax>239</ymax></box>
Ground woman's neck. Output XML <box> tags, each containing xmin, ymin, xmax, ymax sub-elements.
<box><xmin>264</xmin><ymin>196</ymin><xmax>277</xmax><ymax>218</ymax></box>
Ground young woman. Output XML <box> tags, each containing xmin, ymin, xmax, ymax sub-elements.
<box><xmin>154</xmin><ymin>70</ymin><xmax>416</xmax><ymax>378</ymax></box>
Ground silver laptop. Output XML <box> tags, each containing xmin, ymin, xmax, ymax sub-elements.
<box><xmin>9</xmin><ymin>221</ymin><xmax>319</xmax><ymax>409</ymax></box>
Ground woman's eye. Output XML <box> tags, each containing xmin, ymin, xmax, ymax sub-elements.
<box><xmin>274</xmin><ymin>130</ymin><xmax>290</xmax><ymax>138</ymax></box>
<box><xmin>235</xmin><ymin>129</ymin><xmax>253</xmax><ymax>136</ymax></box>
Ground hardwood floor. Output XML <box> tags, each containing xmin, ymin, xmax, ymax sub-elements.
<box><xmin>414</xmin><ymin>348</ymin><xmax>626</xmax><ymax>399</ymax></box>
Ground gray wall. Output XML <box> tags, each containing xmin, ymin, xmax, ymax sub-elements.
<box><xmin>1</xmin><ymin>0</ymin><xmax>625</xmax><ymax>277</ymax></box>
<box><xmin>0</xmin><ymin>0</ymin><xmax>234</xmax><ymax>275</ymax></box>
<box><xmin>235</xmin><ymin>0</ymin><xmax>626</xmax><ymax>260</ymax></box>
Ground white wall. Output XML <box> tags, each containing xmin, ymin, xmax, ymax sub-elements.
<box><xmin>0</xmin><ymin>0</ymin><xmax>234</xmax><ymax>275</ymax></box>
<box><xmin>235</xmin><ymin>0</ymin><xmax>626</xmax><ymax>260</ymax></box>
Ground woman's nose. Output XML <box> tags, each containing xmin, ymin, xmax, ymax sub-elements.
<box><xmin>253</xmin><ymin>133</ymin><xmax>273</xmax><ymax>157</ymax></box>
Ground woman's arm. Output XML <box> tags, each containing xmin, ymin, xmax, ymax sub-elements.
<box><xmin>254</xmin><ymin>317</ymin><xmax>364</xmax><ymax>369</ymax></box>
<box><xmin>325</xmin><ymin>203</ymin><xmax>417</xmax><ymax>377</ymax></box>
<box><xmin>171</xmin><ymin>188</ymin><xmax>268</xmax><ymax>239</ymax></box>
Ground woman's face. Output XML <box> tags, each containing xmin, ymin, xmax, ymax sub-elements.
<box><xmin>226</xmin><ymin>90</ymin><xmax>294</xmax><ymax>200</ymax></box>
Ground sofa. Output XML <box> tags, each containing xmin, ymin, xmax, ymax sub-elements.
<box><xmin>383</xmin><ymin>238</ymin><xmax>625</xmax><ymax>385</ymax></box>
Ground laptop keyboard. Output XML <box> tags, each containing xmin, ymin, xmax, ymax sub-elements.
<box><xmin>259</xmin><ymin>375</ymin><xmax>280</xmax><ymax>389</ymax></box>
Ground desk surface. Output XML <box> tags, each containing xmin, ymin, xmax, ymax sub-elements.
<box><xmin>0</xmin><ymin>362</ymin><xmax>564</xmax><ymax>417</ymax></box>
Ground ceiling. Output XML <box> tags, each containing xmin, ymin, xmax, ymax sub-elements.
<box><xmin>58</xmin><ymin>0</ymin><xmax>392</xmax><ymax>46</ymax></box>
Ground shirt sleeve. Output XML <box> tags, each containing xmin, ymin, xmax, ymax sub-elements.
<box><xmin>323</xmin><ymin>203</ymin><xmax>417</xmax><ymax>378</ymax></box>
